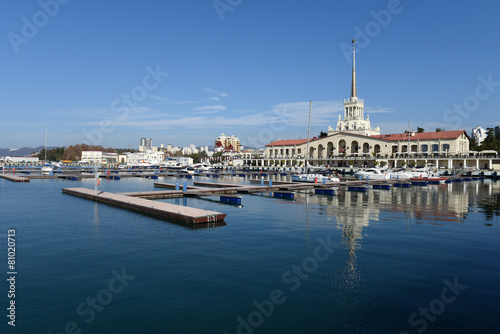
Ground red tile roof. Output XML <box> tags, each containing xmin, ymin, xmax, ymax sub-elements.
<box><xmin>265</xmin><ymin>131</ymin><xmax>467</xmax><ymax>147</ymax></box>
<box><xmin>370</xmin><ymin>130</ymin><xmax>466</xmax><ymax>141</ymax></box>
<box><xmin>265</xmin><ymin>139</ymin><xmax>309</xmax><ymax>147</ymax></box>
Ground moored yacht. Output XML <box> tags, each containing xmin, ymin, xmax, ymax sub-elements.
<box><xmin>354</xmin><ymin>168</ymin><xmax>389</xmax><ymax>180</ymax></box>
<box><xmin>386</xmin><ymin>169</ymin><xmax>413</xmax><ymax>180</ymax></box>
<box><xmin>41</xmin><ymin>164</ymin><xmax>53</xmax><ymax>175</ymax></box>
<box><xmin>291</xmin><ymin>173</ymin><xmax>340</xmax><ymax>183</ymax></box>
<box><xmin>189</xmin><ymin>163</ymin><xmax>212</xmax><ymax>172</ymax></box>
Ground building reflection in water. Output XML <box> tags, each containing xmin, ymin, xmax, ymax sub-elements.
<box><xmin>299</xmin><ymin>180</ymin><xmax>500</xmax><ymax>283</ymax></box>
<box><xmin>93</xmin><ymin>202</ymin><xmax>100</xmax><ymax>226</ymax></box>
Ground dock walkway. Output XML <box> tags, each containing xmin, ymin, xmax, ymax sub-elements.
<box><xmin>0</xmin><ymin>174</ymin><xmax>29</xmax><ymax>182</ymax></box>
<box><xmin>62</xmin><ymin>188</ymin><xmax>225</xmax><ymax>224</ymax></box>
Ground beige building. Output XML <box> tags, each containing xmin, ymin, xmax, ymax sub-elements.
<box><xmin>263</xmin><ymin>130</ymin><xmax>475</xmax><ymax>168</ymax></box>
<box><xmin>266</xmin><ymin>130</ymin><xmax>469</xmax><ymax>158</ymax></box>
<box><xmin>215</xmin><ymin>133</ymin><xmax>241</xmax><ymax>152</ymax></box>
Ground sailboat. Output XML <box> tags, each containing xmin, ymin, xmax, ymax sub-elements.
<box><xmin>41</xmin><ymin>128</ymin><xmax>53</xmax><ymax>175</ymax></box>
<box><xmin>291</xmin><ymin>101</ymin><xmax>340</xmax><ymax>183</ymax></box>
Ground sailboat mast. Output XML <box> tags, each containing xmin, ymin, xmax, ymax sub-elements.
<box><xmin>408</xmin><ymin>120</ymin><xmax>411</xmax><ymax>166</ymax></box>
<box><xmin>45</xmin><ymin>128</ymin><xmax>47</xmax><ymax>162</ymax></box>
<box><xmin>305</xmin><ymin>100</ymin><xmax>312</xmax><ymax>168</ymax></box>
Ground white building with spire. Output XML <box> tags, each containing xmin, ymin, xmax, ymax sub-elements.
<box><xmin>259</xmin><ymin>38</ymin><xmax>477</xmax><ymax>169</ymax></box>
<box><xmin>328</xmin><ymin>39</ymin><xmax>380</xmax><ymax>136</ymax></box>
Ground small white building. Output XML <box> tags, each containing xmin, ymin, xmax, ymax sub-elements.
<box><xmin>5</xmin><ymin>156</ymin><xmax>39</xmax><ymax>163</ymax></box>
<box><xmin>126</xmin><ymin>150</ymin><xmax>165</xmax><ymax>165</ymax></box>
<box><xmin>173</xmin><ymin>157</ymin><xmax>193</xmax><ymax>166</ymax></box>
<box><xmin>81</xmin><ymin>151</ymin><xmax>118</xmax><ymax>165</ymax></box>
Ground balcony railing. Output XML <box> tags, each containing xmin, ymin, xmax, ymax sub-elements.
<box><xmin>248</xmin><ymin>152</ymin><xmax>499</xmax><ymax>160</ymax></box>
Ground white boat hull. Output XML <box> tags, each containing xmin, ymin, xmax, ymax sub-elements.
<box><xmin>291</xmin><ymin>174</ymin><xmax>340</xmax><ymax>183</ymax></box>
<box><xmin>354</xmin><ymin>171</ymin><xmax>389</xmax><ymax>180</ymax></box>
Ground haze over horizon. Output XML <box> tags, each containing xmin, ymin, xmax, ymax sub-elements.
<box><xmin>2</xmin><ymin>0</ymin><xmax>500</xmax><ymax>150</ymax></box>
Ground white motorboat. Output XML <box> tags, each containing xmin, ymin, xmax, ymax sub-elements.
<box><xmin>161</xmin><ymin>160</ymin><xmax>185</xmax><ymax>170</ymax></box>
<box><xmin>291</xmin><ymin>173</ymin><xmax>340</xmax><ymax>183</ymax></box>
<box><xmin>189</xmin><ymin>163</ymin><xmax>212</xmax><ymax>172</ymax></box>
<box><xmin>354</xmin><ymin>168</ymin><xmax>389</xmax><ymax>180</ymax></box>
<box><xmin>41</xmin><ymin>164</ymin><xmax>53</xmax><ymax>175</ymax></box>
<box><xmin>386</xmin><ymin>169</ymin><xmax>413</xmax><ymax>180</ymax></box>
<box><xmin>407</xmin><ymin>166</ymin><xmax>442</xmax><ymax>178</ymax></box>
<box><xmin>179</xmin><ymin>167</ymin><xmax>195</xmax><ymax>174</ymax></box>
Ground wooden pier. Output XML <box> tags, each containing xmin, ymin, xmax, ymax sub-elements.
<box><xmin>62</xmin><ymin>187</ymin><xmax>226</xmax><ymax>224</ymax></box>
<box><xmin>0</xmin><ymin>174</ymin><xmax>29</xmax><ymax>182</ymax></box>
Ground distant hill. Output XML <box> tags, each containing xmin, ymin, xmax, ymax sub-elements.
<box><xmin>0</xmin><ymin>146</ymin><xmax>56</xmax><ymax>157</ymax></box>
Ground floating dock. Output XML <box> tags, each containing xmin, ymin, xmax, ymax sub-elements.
<box><xmin>62</xmin><ymin>187</ymin><xmax>226</xmax><ymax>224</ymax></box>
<box><xmin>0</xmin><ymin>174</ymin><xmax>29</xmax><ymax>182</ymax></box>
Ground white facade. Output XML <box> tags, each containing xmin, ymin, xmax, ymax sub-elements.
<box><xmin>81</xmin><ymin>151</ymin><xmax>118</xmax><ymax>165</ymax></box>
<box><xmin>126</xmin><ymin>150</ymin><xmax>165</xmax><ymax>165</ymax></box>
<box><xmin>5</xmin><ymin>156</ymin><xmax>39</xmax><ymax>163</ymax></box>
<box><xmin>173</xmin><ymin>157</ymin><xmax>193</xmax><ymax>166</ymax></box>
<box><xmin>471</xmin><ymin>126</ymin><xmax>487</xmax><ymax>144</ymax></box>
<box><xmin>241</xmin><ymin>149</ymin><xmax>264</xmax><ymax>159</ymax></box>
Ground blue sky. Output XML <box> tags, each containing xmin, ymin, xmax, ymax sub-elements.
<box><xmin>1</xmin><ymin>0</ymin><xmax>500</xmax><ymax>149</ymax></box>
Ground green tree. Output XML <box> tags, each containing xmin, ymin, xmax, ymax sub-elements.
<box><xmin>417</xmin><ymin>127</ymin><xmax>425</xmax><ymax>133</ymax></box>
<box><xmin>469</xmin><ymin>136</ymin><xmax>480</xmax><ymax>151</ymax></box>
<box><xmin>480</xmin><ymin>128</ymin><xmax>500</xmax><ymax>151</ymax></box>
<box><xmin>435</xmin><ymin>128</ymin><xmax>445</xmax><ymax>132</ymax></box>
<box><xmin>189</xmin><ymin>151</ymin><xmax>208</xmax><ymax>163</ymax></box>
<box><xmin>38</xmin><ymin>147</ymin><xmax>65</xmax><ymax>161</ymax></box>
<box><xmin>319</xmin><ymin>131</ymin><xmax>328</xmax><ymax>138</ymax></box>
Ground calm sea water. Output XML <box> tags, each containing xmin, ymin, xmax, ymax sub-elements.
<box><xmin>1</xmin><ymin>174</ymin><xmax>499</xmax><ymax>333</ymax></box>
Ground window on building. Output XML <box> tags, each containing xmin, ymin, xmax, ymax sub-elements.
<box><xmin>432</xmin><ymin>144</ymin><xmax>439</xmax><ymax>152</ymax></box>
<box><xmin>421</xmin><ymin>144</ymin><xmax>428</xmax><ymax>152</ymax></box>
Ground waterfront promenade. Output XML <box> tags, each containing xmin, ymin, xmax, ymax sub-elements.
<box><xmin>243</xmin><ymin>152</ymin><xmax>500</xmax><ymax>170</ymax></box>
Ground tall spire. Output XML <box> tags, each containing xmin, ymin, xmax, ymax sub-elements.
<box><xmin>351</xmin><ymin>39</ymin><xmax>357</xmax><ymax>99</ymax></box>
